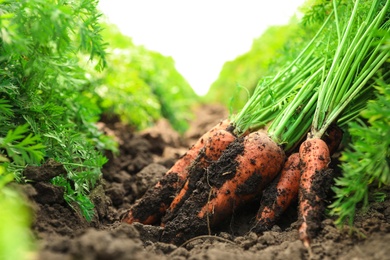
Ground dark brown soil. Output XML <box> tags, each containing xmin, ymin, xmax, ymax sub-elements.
<box><xmin>17</xmin><ymin>104</ymin><xmax>390</xmax><ymax>259</ymax></box>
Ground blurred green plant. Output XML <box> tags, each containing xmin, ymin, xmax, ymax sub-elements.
<box><xmin>205</xmin><ymin>18</ymin><xmax>319</xmax><ymax>112</ymax></box>
<box><xmin>0</xmin><ymin>165</ymin><xmax>34</xmax><ymax>260</ymax></box>
<box><xmin>88</xmin><ymin>23</ymin><xmax>198</xmax><ymax>133</ymax></box>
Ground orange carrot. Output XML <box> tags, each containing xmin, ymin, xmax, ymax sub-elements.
<box><xmin>122</xmin><ymin>119</ymin><xmax>235</xmax><ymax>225</ymax></box>
<box><xmin>198</xmin><ymin>131</ymin><xmax>285</xmax><ymax>223</ymax></box>
<box><xmin>162</xmin><ymin>129</ymin><xmax>237</xmax><ymax>224</ymax></box>
<box><xmin>253</xmin><ymin>125</ymin><xmax>342</xmax><ymax>234</ymax></box>
<box><xmin>298</xmin><ymin>138</ymin><xmax>332</xmax><ymax>248</ymax></box>
<box><xmin>160</xmin><ymin>131</ymin><xmax>285</xmax><ymax>244</ymax></box>
<box><xmin>254</xmin><ymin>152</ymin><xmax>301</xmax><ymax>232</ymax></box>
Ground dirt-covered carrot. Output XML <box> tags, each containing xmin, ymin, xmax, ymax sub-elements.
<box><xmin>166</xmin><ymin>118</ymin><xmax>233</xmax><ymax>184</ymax></box>
<box><xmin>162</xmin><ymin>128</ymin><xmax>238</xmax><ymax>223</ymax></box>
<box><xmin>298</xmin><ymin>138</ymin><xmax>332</xmax><ymax>248</ymax></box>
<box><xmin>122</xmin><ymin>119</ymin><xmax>235</xmax><ymax>225</ymax></box>
<box><xmin>198</xmin><ymin>131</ymin><xmax>285</xmax><ymax>221</ymax></box>
<box><xmin>253</xmin><ymin>124</ymin><xmax>343</xmax><ymax>232</ymax></box>
<box><xmin>160</xmin><ymin>131</ymin><xmax>285</xmax><ymax>244</ymax></box>
<box><xmin>157</xmin><ymin>3</ymin><xmax>334</xmax><ymax>242</ymax></box>
<box><xmin>253</xmin><ymin>152</ymin><xmax>301</xmax><ymax>232</ymax></box>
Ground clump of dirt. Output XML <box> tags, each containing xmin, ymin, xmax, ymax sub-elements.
<box><xmin>15</xmin><ymin>104</ymin><xmax>390</xmax><ymax>259</ymax></box>
<box><xmin>297</xmin><ymin>168</ymin><xmax>334</xmax><ymax>241</ymax></box>
<box><xmin>21</xmin><ymin>160</ymin><xmax>92</xmax><ymax>238</ymax></box>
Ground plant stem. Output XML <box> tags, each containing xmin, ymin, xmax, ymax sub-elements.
<box><xmin>267</xmin><ymin>65</ymin><xmax>323</xmax><ymax>146</ymax></box>
<box><xmin>312</xmin><ymin>0</ymin><xmax>390</xmax><ymax>138</ymax></box>
<box><xmin>232</xmin><ymin>11</ymin><xmax>334</xmax><ymax>136</ymax></box>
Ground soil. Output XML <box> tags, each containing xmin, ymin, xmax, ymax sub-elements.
<box><xmin>17</xmin><ymin>104</ymin><xmax>390</xmax><ymax>259</ymax></box>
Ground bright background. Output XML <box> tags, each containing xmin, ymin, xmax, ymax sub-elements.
<box><xmin>98</xmin><ymin>0</ymin><xmax>306</xmax><ymax>95</ymax></box>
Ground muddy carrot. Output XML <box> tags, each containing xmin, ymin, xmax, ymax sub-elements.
<box><xmin>161</xmin><ymin>128</ymin><xmax>238</xmax><ymax>224</ymax></box>
<box><xmin>253</xmin><ymin>152</ymin><xmax>301</xmax><ymax>232</ymax></box>
<box><xmin>197</xmin><ymin>131</ymin><xmax>285</xmax><ymax>223</ymax></box>
<box><xmin>122</xmin><ymin>119</ymin><xmax>235</xmax><ymax>225</ymax></box>
<box><xmin>253</xmin><ymin>124</ymin><xmax>343</xmax><ymax>232</ymax></box>
<box><xmin>298</xmin><ymin>138</ymin><xmax>332</xmax><ymax>248</ymax></box>
<box><xmin>160</xmin><ymin>131</ymin><xmax>285</xmax><ymax>244</ymax></box>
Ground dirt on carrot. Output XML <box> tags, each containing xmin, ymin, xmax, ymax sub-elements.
<box><xmin>253</xmin><ymin>126</ymin><xmax>343</xmax><ymax>234</ymax></box>
<box><xmin>298</xmin><ymin>138</ymin><xmax>333</xmax><ymax>247</ymax></box>
<box><xmin>254</xmin><ymin>152</ymin><xmax>301</xmax><ymax>232</ymax></box>
<box><xmin>160</xmin><ymin>135</ymin><xmax>247</xmax><ymax>244</ymax></box>
<box><xmin>164</xmin><ymin>128</ymin><xmax>238</xmax><ymax>217</ymax></box>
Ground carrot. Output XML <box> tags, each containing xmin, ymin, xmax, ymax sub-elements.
<box><xmin>122</xmin><ymin>119</ymin><xmax>235</xmax><ymax>225</ymax></box>
<box><xmin>253</xmin><ymin>152</ymin><xmax>301</xmax><ymax>232</ymax></box>
<box><xmin>160</xmin><ymin>131</ymin><xmax>285</xmax><ymax>244</ymax></box>
<box><xmin>253</xmin><ymin>124</ymin><xmax>342</xmax><ymax>232</ymax></box>
<box><xmin>298</xmin><ymin>138</ymin><xmax>332</xmax><ymax>248</ymax></box>
<box><xmin>198</xmin><ymin>131</ymin><xmax>285</xmax><ymax>221</ymax></box>
<box><xmin>162</xmin><ymin>128</ymin><xmax>237</xmax><ymax>224</ymax></box>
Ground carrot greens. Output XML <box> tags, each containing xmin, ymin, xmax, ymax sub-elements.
<box><xmin>330</xmin><ymin>77</ymin><xmax>390</xmax><ymax>226</ymax></box>
<box><xmin>0</xmin><ymin>0</ymin><xmax>109</xmax><ymax>221</ymax></box>
<box><xmin>252</xmin><ymin>0</ymin><xmax>390</xmax><ymax>150</ymax></box>
<box><xmin>311</xmin><ymin>0</ymin><xmax>390</xmax><ymax>139</ymax></box>
<box><xmin>232</xmin><ymin>11</ymin><xmax>333</xmax><ymax>136</ymax></box>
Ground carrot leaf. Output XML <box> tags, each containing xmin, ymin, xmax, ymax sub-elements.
<box><xmin>330</xmin><ymin>82</ymin><xmax>390</xmax><ymax>226</ymax></box>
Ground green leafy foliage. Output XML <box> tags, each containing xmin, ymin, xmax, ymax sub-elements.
<box><xmin>300</xmin><ymin>0</ymin><xmax>334</xmax><ymax>26</ymax></box>
<box><xmin>330</xmin><ymin>83</ymin><xmax>390</xmax><ymax>226</ymax></box>
<box><xmin>0</xmin><ymin>124</ymin><xmax>45</xmax><ymax>165</ymax></box>
<box><xmin>0</xmin><ymin>0</ymin><xmax>111</xmax><ymax>221</ymax></box>
<box><xmin>89</xmin><ymin>23</ymin><xmax>198</xmax><ymax>133</ymax></box>
<box><xmin>265</xmin><ymin>0</ymin><xmax>390</xmax><ymax>149</ymax></box>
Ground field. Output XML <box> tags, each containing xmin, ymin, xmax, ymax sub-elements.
<box><xmin>1</xmin><ymin>1</ymin><xmax>390</xmax><ymax>259</ymax></box>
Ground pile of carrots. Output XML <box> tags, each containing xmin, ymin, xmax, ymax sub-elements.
<box><xmin>122</xmin><ymin>0</ymin><xmax>390</xmax><ymax>249</ymax></box>
<box><xmin>122</xmin><ymin>118</ymin><xmax>343</xmax><ymax>246</ymax></box>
